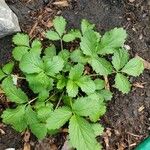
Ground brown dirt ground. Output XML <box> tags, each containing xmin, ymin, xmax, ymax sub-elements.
<box><xmin>0</xmin><ymin>0</ymin><xmax>150</xmax><ymax>150</ymax></box>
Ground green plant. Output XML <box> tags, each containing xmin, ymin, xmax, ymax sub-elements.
<box><xmin>0</xmin><ymin>16</ymin><xmax>144</xmax><ymax>150</ymax></box>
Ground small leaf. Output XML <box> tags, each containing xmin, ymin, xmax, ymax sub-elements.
<box><xmin>30</xmin><ymin>123</ymin><xmax>47</xmax><ymax>139</ymax></box>
<box><xmin>69</xmin><ymin>64</ymin><xmax>84</xmax><ymax>80</ymax></box>
<box><xmin>58</xmin><ymin>49</ymin><xmax>70</xmax><ymax>62</ymax></box>
<box><xmin>31</xmin><ymin>39</ymin><xmax>42</xmax><ymax>55</ymax></box>
<box><xmin>91</xmin><ymin>123</ymin><xmax>104</xmax><ymax>137</ymax></box>
<box><xmin>66</xmin><ymin>80</ymin><xmax>78</xmax><ymax>97</ymax></box>
<box><xmin>2</xmin><ymin>62</ymin><xmax>14</xmax><ymax>74</ymax></box>
<box><xmin>44</xmin><ymin>56</ymin><xmax>64</xmax><ymax>76</ymax></box>
<box><xmin>81</xmin><ymin>19</ymin><xmax>95</xmax><ymax>34</ymax></box>
<box><xmin>94</xmin><ymin>79</ymin><xmax>105</xmax><ymax>90</ymax></box>
<box><xmin>13</xmin><ymin>33</ymin><xmax>29</xmax><ymax>47</ymax></box>
<box><xmin>46</xmin><ymin>106</ymin><xmax>72</xmax><ymax>130</ymax></box>
<box><xmin>57</xmin><ymin>75</ymin><xmax>67</xmax><ymax>90</ymax></box>
<box><xmin>98</xmin><ymin>28</ymin><xmax>127</xmax><ymax>55</ymax></box>
<box><xmin>45</xmin><ymin>30</ymin><xmax>60</xmax><ymax>41</ymax></box>
<box><xmin>121</xmin><ymin>58</ymin><xmax>144</xmax><ymax>76</ymax></box>
<box><xmin>112</xmin><ymin>48</ymin><xmax>129</xmax><ymax>71</ymax></box>
<box><xmin>12</xmin><ymin>46</ymin><xmax>29</xmax><ymax>61</ymax></box>
<box><xmin>69</xmin><ymin>115</ymin><xmax>100</xmax><ymax>150</ymax></box>
<box><xmin>77</xmin><ymin>76</ymin><xmax>96</xmax><ymax>94</ymax></box>
<box><xmin>53</xmin><ymin>16</ymin><xmax>67</xmax><ymax>37</ymax></box>
<box><xmin>115</xmin><ymin>73</ymin><xmax>131</xmax><ymax>94</ymax></box>
<box><xmin>63</xmin><ymin>29</ymin><xmax>81</xmax><ymax>42</ymax></box>
<box><xmin>38</xmin><ymin>90</ymin><xmax>49</xmax><ymax>101</ymax></box>
<box><xmin>20</xmin><ymin>51</ymin><xmax>44</xmax><ymax>74</ymax></box>
<box><xmin>99</xmin><ymin>89</ymin><xmax>113</xmax><ymax>101</ymax></box>
<box><xmin>2</xmin><ymin>77</ymin><xmax>28</xmax><ymax>104</ymax></box>
<box><xmin>1</xmin><ymin>105</ymin><xmax>27</xmax><ymax>132</ymax></box>
<box><xmin>0</xmin><ymin>69</ymin><xmax>6</xmax><ymax>80</ymax></box>
<box><xmin>43</xmin><ymin>45</ymin><xmax>56</xmax><ymax>59</ymax></box>
<box><xmin>90</xmin><ymin>57</ymin><xmax>113</xmax><ymax>75</ymax></box>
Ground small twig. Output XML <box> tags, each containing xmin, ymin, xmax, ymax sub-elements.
<box><xmin>126</xmin><ymin>132</ymin><xmax>143</xmax><ymax>138</ymax></box>
<box><xmin>55</xmin><ymin>92</ymin><xmax>64</xmax><ymax>109</ymax></box>
<box><xmin>17</xmin><ymin>76</ymin><xmax>26</xmax><ymax>80</ymax></box>
<box><xmin>104</xmin><ymin>76</ymin><xmax>110</xmax><ymax>90</ymax></box>
<box><xmin>28</xmin><ymin>97</ymin><xmax>38</xmax><ymax>104</ymax></box>
<box><xmin>60</xmin><ymin>39</ymin><xmax>64</xmax><ymax>50</ymax></box>
<box><xmin>88</xmin><ymin>74</ymin><xmax>100</xmax><ymax>77</ymax></box>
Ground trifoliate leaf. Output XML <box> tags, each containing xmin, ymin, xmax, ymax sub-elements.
<box><xmin>2</xmin><ymin>62</ymin><xmax>14</xmax><ymax>74</ymax></box>
<box><xmin>81</xmin><ymin>19</ymin><xmax>95</xmax><ymax>34</ymax></box>
<box><xmin>69</xmin><ymin>115</ymin><xmax>100</xmax><ymax>150</ymax></box>
<box><xmin>13</xmin><ymin>33</ymin><xmax>30</xmax><ymax>47</ymax></box>
<box><xmin>46</xmin><ymin>106</ymin><xmax>72</xmax><ymax>130</ymax></box>
<box><xmin>90</xmin><ymin>57</ymin><xmax>113</xmax><ymax>75</ymax></box>
<box><xmin>66</xmin><ymin>80</ymin><xmax>78</xmax><ymax>97</ymax></box>
<box><xmin>91</xmin><ymin>123</ymin><xmax>104</xmax><ymax>137</ymax></box>
<box><xmin>63</xmin><ymin>29</ymin><xmax>81</xmax><ymax>42</ymax></box>
<box><xmin>12</xmin><ymin>46</ymin><xmax>29</xmax><ymax>61</ymax></box>
<box><xmin>2</xmin><ymin>77</ymin><xmax>28</xmax><ymax>104</ymax></box>
<box><xmin>30</xmin><ymin>123</ymin><xmax>47</xmax><ymax>139</ymax></box>
<box><xmin>38</xmin><ymin>90</ymin><xmax>49</xmax><ymax>101</ymax></box>
<box><xmin>43</xmin><ymin>45</ymin><xmax>56</xmax><ymax>60</ymax></box>
<box><xmin>19</xmin><ymin>51</ymin><xmax>44</xmax><ymax>74</ymax></box>
<box><xmin>1</xmin><ymin>105</ymin><xmax>27</xmax><ymax>132</ymax></box>
<box><xmin>121</xmin><ymin>58</ymin><xmax>144</xmax><ymax>76</ymax></box>
<box><xmin>44</xmin><ymin>56</ymin><xmax>64</xmax><ymax>76</ymax></box>
<box><xmin>72</xmin><ymin>97</ymin><xmax>97</xmax><ymax>117</ymax></box>
<box><xmin>57</xmin><ymin>75</ymin><xmax>67</xmax><ymax>90</ymax></box>
<box><xmin>0</xmin><ymin>69</ymin><xmax>6</xmax><ymax>80</ymax></box>
<box><xmin>98</xmin><ymin>28</ymin><xmax>127</xmax><ymax>55</ymax></box>
<box><xmin>26</xmin><ymin>72</ymin><xmax>53</xmax><ymax>93</ymax></box>
<box><xmin>77</xmin><ymin>76</ymin><xmax>96</xmax><ymax>94</ymax></box>
<box><xmin>112</xmin><ymin>48</ymin><xmax>129</xmax><ymax>71</ymax></box>
<box><xmin>115</xmin><ymin>73</ymin><xmax>131</xmax><ymax>94</ymax></box>
<box><xmin>94</xmin><ymin>79</ymin><xmax>105</xmax><ymax>90</ymax></box>
<box><xmin>69</xmin><ymin>64</ymin><xmax>84</xmax><ymax>80</ymax></box>
<box><xmin>80</xmin><ymin>30</ymin><xmax>98</xmax><ymax>56</ymax></box>
<box><xmin>45</xmin><ymin>30</ymin><xmax>60</xmax><ymax>41</ymax></box>
<box><xmin>99</xmin><ymin>89</ymin><xmax>113</xmax><ymax>101</ymax></box>
<box><xmin>70</xmin><ymin>49</ymin><xmax>88</xmax><ymax>64</ymax></box>
<box><xmin>53</xmin><ymin>16</ymin><xmax>67</xmax><ymax>37</ymax></box>
<box><xmin>25</xmin><ymin>105</ymin><xmax>38</xmax><ymax>125</ymax></box>
<box><xmin>31</xmin><ymin>39</ymin><xmax>42</xmax><ymax>55</ymax></box>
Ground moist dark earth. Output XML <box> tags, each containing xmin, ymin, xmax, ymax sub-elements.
<box><xmin>0</xmin><ymin>0</ymin><xmax>150</xmax><ymax>150</ymax></box>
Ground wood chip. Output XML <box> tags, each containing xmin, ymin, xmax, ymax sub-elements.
<box><xmin>133</xmin><ymin>82</ymin><xmax>145</xmax><ymax>88</ymax></box>
<box><xmin>129</xmin><ymin>0</ymin><xmax>135</xmax><ymax>2</ymax></box>
<box><xmin>138</xmin><ymin>105</ymin><xmax>145</xmax><ymax>112</ymax></box>
<box><xmin>23</xmin><ymin>143</ymin><xmax>31</xmax><ymax>150</ymax></box>
<box><xmin>53</xmin><ymin>1</ymin><xmax>69</xmax><ymax>7</ymax></box>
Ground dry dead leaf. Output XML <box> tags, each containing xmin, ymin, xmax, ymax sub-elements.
<box><xmin>104</xmin><ymin>76</ymin><xmax>110</xmax><ymax>90</ymax></box>
<box><xmin>23</xmin><ymin>143</ymin><xmax>31</xmax><ymax>150</ymax></box>
<box><xmin>53</xmin><ymin>1</ymin><xmax>69</xmax><ymax>7</ymax></box>
<box><xmin>0</xmin><ymin>128</ymin><xmax>5</xmax><ymax>135</ymax></box>
<box><xmin>133</xmin><ymin>82</ymin><xmax>145</xmax><ymax>88</ymax></box>
<box><xmin>138</xmin><ymin>105</ymin><xmax>145</xmax><ymax>112</ymax></box>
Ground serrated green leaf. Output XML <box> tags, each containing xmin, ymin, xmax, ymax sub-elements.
<box><xmin>112</xmin><ymin>48</ymin><xmax>129</xmax><ymax>71</ymax></box>
<box><xmin>121</xmin><ymin>58</ymin><xmax>144</xmax><ymax>76</ymax></box>
<box><xmin>63</xmin><ymin>29</ymin><xmax>81</xmax><ymax>42</ymax></box>
<box><xmin>91</xmin><ymin>123</ymin><xmax>104</xmax><ymax>137</ymax></box>
<box><xmin>53</xmin><ymin>16</ymin><xmax>67</xmax><ymax>37</ymax></box>
<box><xmin>72</xmin><ymin>97</ymin><xmax>96</xmax><ymax>117</ymax></box>
<box><xmin>31</xmin><ymin>39</ymin><xmax>42</xmax><ymax>55</ymax></box>
<box><xmin>2</xmin><ymin>62</ymin><xmax>14</xmax><ymax>74</ymax></box>
<box><xmin>44</xmin><ymin>56</ymin><xmax>64</xmax><ymax>76</ymax></box>
<box><xmin>12</xmin><ymin>46</ymin><xmax>29</xmax><ymax>61</ymax></box>
<box><xmin>19</xmin><ymin>51</ymin><xmax>44</xmax><ymax>74</ymax></box>
<box><xmin>99</xmin><ymin>89</ymin><xmax>113</xmax><ymax>101</ymax></box>
<box><xmin>98</xmin><ymin>28</ymin><xmax>127</xmax><ymax>55</ymax></box>
<box><xmin>66</xmin><ymin>80</ymin><xmax>78</xmax><ymax>97</ymax></box>
<box><xmin>115</xmin><ymin>73</ymin><xmax>131</xmax><ymax>94</ymax></box>
<box><xmin>46</xmin><ymin>30</ymin><xmax>60</xmax><ymax>40</ymax></box>
<box><xmin>57</xmin><ymin>75</ymin><xmax>67</xmax><ymax>90</ymax></box>
<box><xmin>46</xmin><ymin>106</ymin><xmax>72</xmax><ymax>130</ymax></box>
<box><xmin>90</xmin><ymin>57</ymin><xmax>113</xmax><ymax>75</ymax></box>
<box><xmin>30</xmin><ymin>123</ymin><xmax>47</xmax><ymax>139</ymax></box>
<box><xmin>94</xmin><ymin>79</ymin><xmax>105</xmax><ymax>90</ymax></box>
<box><xmin>43</xmin><ymin>45</ymin><xmax>56</xmax><ymax>60</ymax></box>
<box><xmin>1</xmin><ymin>105</ymin><xmax>27</xmax><ymax>132</ymax></box>
<box><xmin>26</xmin><ymin>72</ymin><xmax>53</xmax><ymax>93</ymax></box>
<box><xmin>38</xmin><ymin>90</ymin><xmax>49</xmax><ymax>101</ymax></box>
<box><xmin>0</xmin><ymin>69</ymin><xmax>6</xmax><ymax>80</ymax></box>
<box><xmin>81</xmin><ymin>19</ymin><xmax>95</xmax><ymax>34</ymax></box>
<box><xmin>2</xmin><ymin>77</ymin><xmax>28</xmax><ymax>104</ymax></box>
<box><xmin>58</xmin><ymin>49</ymin><xmax>70</xmax><ymax>62</ymax></box>
<box><xmin>69</xmin><ymin>115</ymin><xmax>100</xmax><ymax>150</ymax></box>
<box><xmin>70</xmin><ymin>49</ymin><xmax>88</xmax><ymax>64</ymax></box>
<box><xmin>69</xmin><ymin>64</ymin><xmax>84</xmax><ymax>80</ymax></box>
<box><xmin>13</xmin><ymin>33</ymin><xmax>29</xmax><ymax>47</ymax></box>
<box><xmin>77</xmin><ymin>76</ymin><xmax>96</xmax><ymax>94</ymax></box>
<box><xmin>80</xmin><ymin>30</ymin><xmax>98</xmax><ymax>56</ymax></box>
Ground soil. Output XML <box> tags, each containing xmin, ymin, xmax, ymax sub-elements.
<box><xmin>0</xmin><ymin>0</ymin><xmax>150</xmax><ymax>150</ymax></box>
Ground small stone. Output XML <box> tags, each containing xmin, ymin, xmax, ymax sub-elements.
<box><xmin>0</xmin><ymin>0</ymin><xmax>20</xmax><ymax>38</ymax></box>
